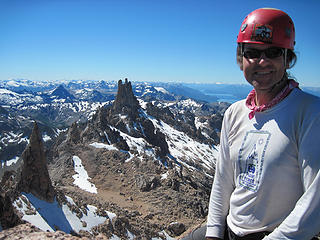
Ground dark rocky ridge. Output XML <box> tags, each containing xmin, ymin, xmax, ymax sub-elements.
<box><xmin>0</xmin><ymin>121</ymin><xmax>57</xmax><ymax>232</ymax></box>
<box><xmin>79</xmin><ymin>79</ymin><xmax>170</xmax><ymax>158</ymax></box>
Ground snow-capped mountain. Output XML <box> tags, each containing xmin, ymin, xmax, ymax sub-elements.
<box><xmin>0</xmin><ymin>78</ymin><xmax>229</xmax><ymax>239</ymax></box>
<box><xmin>0</xmin><ymin>78</ymin><xmax>229</xmax><ymax>164</ymax></box>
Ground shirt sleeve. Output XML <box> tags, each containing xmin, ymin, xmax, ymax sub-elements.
<box><xmin>264</xmin><ymin>113</ymin><xmax>320</xmax><ymax>239</ymax></box>
<box><xmin>206</xmin><ymin>109</ymin><xmax>235</xmax><ymax>238</ymax></box>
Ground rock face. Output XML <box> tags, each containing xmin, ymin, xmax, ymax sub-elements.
<box><xmin>0</xmin><ymin>190</ymin><xmax>22</xmax><ymax>230</ymax></box>
<box><xmin>112</xmin><ymin>78</ymin><xmax>140</xmax><ymax>118</ymax></box>
<box><xmin>79</xmin><ymin>79</ymin><xmax>170</xmax><ymax>157</ymax></box>
<box><xmin>66</xmin><ymin>122</ymin><xmax>81</xmax><ymax>144</ymax></box>
<box><xmin>168</xmin><ymin>222</ymin><xmax>186</xmax><ymax>236</ymax></box>
<box><xmin>51</xmin><ymin>84</ymin><xmax>75</xmax><ymax>102</ymax></box>
<box><xmin>0</xmin><ymin>121</ymin><xmax>57</xmax><ymax>231</ymax></box>
<box><xmin>18</xmin><ymin>121</ymin><xmax>55</xmax><ymax>202</ymax></box>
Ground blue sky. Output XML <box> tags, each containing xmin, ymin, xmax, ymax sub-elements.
<box><xmin>0</xmin><ymin>0</ymin><xmax>319</xmax><ymax>86</ymax></box>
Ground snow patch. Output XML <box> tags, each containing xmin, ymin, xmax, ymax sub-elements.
<box><xmin>161</xmin><ymin>172</ymin><xmax>169</xmax><ymax>180</ymax></box>
<box><xmin>154</xmin><ymin>87</ymin><xmax>169</xmax><ymax>94</ymax></box>
<box><xmin>6</xmin><ymin>156</ymin><xmax>19</xmax><ymax>166</ymax></box>
<box><xmin>13</xmin><ymin>198</ymin><xmax>54</xmax><ymax>232</ymax></box>
<box><xmin>13</xmin><ymin>193</ymin><xmax>116</xmax><ymax>235</ymax></box>
<box><xmin>62</xmin><ymin>202</ymin><xmax>106</xmax><ymax>233</ymax></box>
<box><xmin>147</xmin><ymin>115</ymin><xmax>218</xmax><ymax>171</ymax></box>
<box><xmin>138</xmin><ymin>99</ymin><xmax>148</xmax><ymax>109</ymax></box>
<box><xmin>42</xmin><ymin>133</ymin><xmax>52</xmax><ymax>142</ymax></box>
<box><xmin>90</xmin><ymin>142</ymin><xmax>118</xmax><ymax>151</ymax></box>
<box><xmin>13</xmin><ymin>193</ymin><xmax>71</xmax><ymax>232</ymax></box>
<box><xmin>72</xmin><ymin>156</ymin><xmax>97</xmax><ymax>194</ymax></box>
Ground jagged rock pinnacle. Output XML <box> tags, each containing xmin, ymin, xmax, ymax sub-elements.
<box><xmin>18</xmin><ymin>121</ymin><xmax>55</xmax><ymax>202</ymax></box>
<box><xmin>112</xmin><ymin>78</ymin><xmax>140</xmax><ymax>118</ymax></box>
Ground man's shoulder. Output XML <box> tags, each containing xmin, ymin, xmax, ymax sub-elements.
<box><xmin>225</xmin><ymin>99</ymin><xmax>247</xmax><ymax>115</ymax></box>
<box><xmin>222</xmin><ymin>99</ymin><xmax>248</xmax><ymax>124</ymax></box>
<box><xmin>293</xmin><ymin>88</ymin><xmax>320</xmax><ymax>109</ymax></box>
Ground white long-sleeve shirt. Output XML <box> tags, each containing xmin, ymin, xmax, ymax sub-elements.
<box><xmin>206</xmin><ymin>88</ymin><xmax>320</xmax><ymax>239</ymax></box>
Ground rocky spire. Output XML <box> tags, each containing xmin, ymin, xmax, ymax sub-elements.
<box><xmin>18</xmin><ymin>121</ymin><xmax>55</xmax><ymax>202</ymax></box>
<box><xmin>112</xmin><ymin>78</ymin><xmax>140</xmax><ymax>118</ymax></box>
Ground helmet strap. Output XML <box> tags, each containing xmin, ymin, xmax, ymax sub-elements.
<box><xmin>269</xmin><ymin>48</ymin><xmax>288</xmax><ymax>93</ymax></box>
<box><xmin>240</xmin><ymin>43</ymin><xmax>244</xmax><ymax>56</ymax></box>
<box><xmin>284</xmin><ymin>48</ymin><xmax>288</xmax><ymax>68</ymax></box>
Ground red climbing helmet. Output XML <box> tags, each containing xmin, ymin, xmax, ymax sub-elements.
<box><xmin>237</xmin><ymin>8</ymin><xmax>295</xmax><ymax>49</ymax></box>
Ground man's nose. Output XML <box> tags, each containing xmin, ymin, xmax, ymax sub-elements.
<box><xmin>257</xmin><ymin>52</ymin><xmax>270</xmax><ymax>65</ymax></box>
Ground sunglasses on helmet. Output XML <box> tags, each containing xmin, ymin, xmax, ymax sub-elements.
<box><xmin>242</xmin><ymin>47</ymin><xmax>285</xmax><ymax>59</ymax></box>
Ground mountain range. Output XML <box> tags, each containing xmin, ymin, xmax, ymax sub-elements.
<box><xmin>0</xmin><ymin>79</ymin><xmax>232</xmax><ymax>162</ymax></box>
<box><xmin>0</xmin><ymin>78</ymin><xmax>229</xmax><ymax>239</ymax></box>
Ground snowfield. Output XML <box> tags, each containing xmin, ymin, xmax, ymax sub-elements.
<box><xmin>13</xmin><ymin>193</ymin><xmax>112</xmax><ymax>234</ymax></box>
<box><xmin>72</xmin><ymin>156</ymin><xmax>98</xmax><ymax>194</ymax></box>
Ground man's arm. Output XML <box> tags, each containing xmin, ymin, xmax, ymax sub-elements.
<box><xmin>206</xmin><ymin>110</ymin><xmax>234</xmax><ymax>239</ymax></box>
<box><xmin>264</xmin><ymin>114</ymin><xmax>320</xmax><ymax>239</ymax></box>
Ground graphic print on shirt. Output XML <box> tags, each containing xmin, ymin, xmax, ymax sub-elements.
<box><xmin>238</xmin><ymin>130</ymin><xmax>271</xmax><ymax>192</ymax></box>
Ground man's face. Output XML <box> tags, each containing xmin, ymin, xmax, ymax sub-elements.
<box><xmin>242</xmin><ymin>43</ymin><xmax>286</xmax><ymax>93</ymax></box>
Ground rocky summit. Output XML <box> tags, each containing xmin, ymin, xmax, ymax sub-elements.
<box><xmin>0</xmin><ymin>78</ymin><xmax>228</xmax><ymax>239</ymax></box>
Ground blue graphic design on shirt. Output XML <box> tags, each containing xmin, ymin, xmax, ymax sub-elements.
<box><xmin>238</xmin><ymin>130</ymin><xmax>270</xmax><ymax>192</ymax></box>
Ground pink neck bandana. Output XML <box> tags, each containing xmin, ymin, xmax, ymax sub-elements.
<box><xmin>246</xmin><ymin>79</ymin><xmax>299</xmax><ymax>120</ymax></box>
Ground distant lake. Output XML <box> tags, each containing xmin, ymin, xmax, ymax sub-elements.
<box><xmin>205</xmin><ymin>93</ymin><xmax>241</xmax><ymax>103</ymax></box>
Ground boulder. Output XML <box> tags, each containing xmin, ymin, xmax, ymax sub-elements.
<box><xmin>167</xmin><ymin>222</ymin><xmax>186</xmax><ymax>236</ymax></box>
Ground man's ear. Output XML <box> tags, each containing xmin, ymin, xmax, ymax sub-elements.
<box><xmin>286</xmin><ymin>61</ymin><xmax>290</xmax><ymax>69</ymax></box>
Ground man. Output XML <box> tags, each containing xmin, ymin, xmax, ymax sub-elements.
<box><xmin>206</xmin><ymin>8</ymin><xmax>320</xmax><ymax>240</ymax></box>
